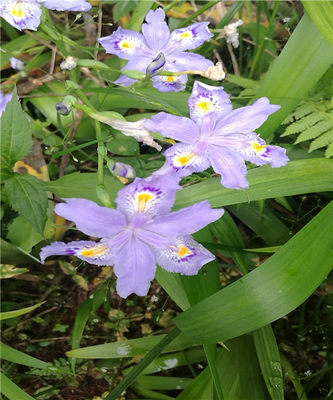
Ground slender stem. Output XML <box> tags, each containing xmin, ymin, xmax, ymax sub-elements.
<box><xmin>204</xmin><ymin>344</ymin><xmax>224</xmax><ymax>400</ymax></box>
<box><xmin>104</xmin><ymin>327</ymin><xmax>181</xmax><ymax>400</ymax></box>
<box><xmin>177</xmin><ymin>0</ymin><xmax>220</xmax><ymax>28</ymax></box>
<box><xmin>164</xmin><ymin>0</ymin><xmax>179</xmax><ymax>13</ymax></box>
<box><xmin>249</xmin><ymin>1</ymin><xmax>280</xmax><ymax>78</ymax></box>
<box><xmin>95</xmin><ymin>121</ymin><xmax>104</xmax><ymax>187</ymax></box>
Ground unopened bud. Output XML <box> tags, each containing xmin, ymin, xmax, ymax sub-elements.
<box><xmin>200</xmin><ymin>62</ymin><xmax>225</xmax><ymax>81</ymax></box>
<box><xmin>9</xmin><ymin>57</ymin><xmax>25</xmax><ymax>71</ymax></box>
<box><xmin>60</xmin><ymin>56</ymin><xmax>77</xmax><ymax>71</ymax></box>
<box><xmin>96</xmin><ymin>185</ymin><xmax>112</xmax><ymax>207</ymax></box>
<box><xmin>55</xmin><ymin>95</ymin><xmax>77</xmax><ymax>115</ymax></box>
<box><xmin>146</xmin><ymin>52</ymin><xmax>165</xmax><ymax>77</ymax></box>
<box><xmin>109</xmin><ymin>161</ymin><xmax>136</xmax><ymax>180</ymax></box>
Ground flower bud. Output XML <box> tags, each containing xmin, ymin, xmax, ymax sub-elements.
<box><xmin>55</xmin><ymin>95</ymin><xmax>77</xmax><ymax>115</ymax></box>
<box><xmin>110</xmin><ymin>162</ymin><xmax>136</xmax><ymax>179</ymax></box>
<box><xmin>146</xmin><ymin>52</ymin><xmax>165</xmax><ymax>77</ymax></box>
<box><xmin>96</xmin><ymin>185</ymin><xmax>112</xmax><ymax>207</ymax></box>
<box><xmin>9</xmin><ymin>57</ymin><xmax>25</xmax><ymax>71</ymax></box>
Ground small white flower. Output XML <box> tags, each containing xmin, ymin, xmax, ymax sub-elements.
<box><xmin>200</xmin><ymin>62</ymin><xmax>225</xmax><ymax>81</ymax></box>
<box><xmin>224</xmin><ymin>19</ymin><xmax>243</xmax><ymax>48</ymax></box>
<box><xmin>60</xmin><ymin>56</ymin><xmax>77</xmax><ymax>71</ymax></box>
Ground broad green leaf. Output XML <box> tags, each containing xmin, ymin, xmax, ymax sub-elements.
<box><xmin>0</xmin><ymin>373</ymin><xmax>35</xmax><ymax>400</ymax></box>
<box><xmin>255</xmin><ymin>13</ymin><xmax>333</xmax><ymax>140</ymax></box>
<box><xmin>106</xmin><ymin>130</ymin><xmax>139</xmax><ymax>156</ymax></box>
<box><xmin>128</xmin><ymin>0</ymin><xmax>154</xmax><ymax>31</ymax></box>
<box><xmin>228</xmin><ymin>203</ymin><xmax>291</xmax><ymax>246</ymax></box>
<box><xmin>113</xmin><ymin>0</ymin><xmax>137</xmax><ymax>22</ymax></box>
<box><xmin>0</xmin><ymin>301</ymin><xmax>45</xmax><ymax>321</ymax></box>
<box><xmin>0</xmin><ymin>34</ymin><xmax>39</xmax><ymax>68</ymax></box>
<box><xmin>0</xmin><ymin>90</ymin><xmax>33</xmax><ymax>175</ymax></box>
<box><xmin>4</xmin><ymin>174</ymin><xmax>48</xmax><ymax>235</ymax></box>
<box><xmin>253</xmin><ymin>326</ymin><xmax>284</xmax><ymax>400</ymax></box>
<box><xmin>67</xmin><ymin>332</ymin><xmax>197</xmax><ymax>359</ymax></box>
<box><xmin>44</xmin><ymin>172</ymin><xmax>123</xmax><ymax>205</ymax></box>
<box><xmin>216</xmin><ymin>336</ymin><xmax>269</xmax><ymax>400</ymax></box>
<box><xmin>174</xmin><ymin>159</ymin><xmax>333</xmax><ymax>210</ymax></box>
<box><xmin>0</xmin><ymin>238</ymin><xmax>32</xmax><ymax>265</ymax></box>
<box><xmin>174</xmin><ymin>202</ymin><xmax>333</xmax><ymax>344</ymax></box>
<box><xmin>176</xmin><ymin>367</ymin><xmax>213</xmax><ymax>400</ymax></box>
<box><xmin>135</xmin><ymin>376</ymin><xmax>191</xmax><ymax>390</ymax></box>
<box><xmin>302</xmin><ymin>1</ymin><xmax>333</xmax><ymax>46</ymax></box>
<box><xmin>0</xmin><ymin>342</ymin><xmax>48</xmax><ymax>369</ymax></box>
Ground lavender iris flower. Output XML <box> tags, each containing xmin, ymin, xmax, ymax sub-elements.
<box><xmin>40</xmin><ymin>175</ymin><xmax>223</xmax><ymax>298</ymax></box>
<box><xmin>98</xmin><ymin>8</ymin><xmax>213</xmax><ymax>92</ymax></box>
<box><xmin>0</xmin><ymin>0</ymin><xmax>91</xmax><ymax>31</ymax></box>
<box><xmin>144</xmin><ymin>81</ymin><xmax>289</xmax><ymax>189</ymax></box>
<box><xmin>0</xmin><ymin>91</ymin><xmax>13</xmax><ymax>116</ymax></box>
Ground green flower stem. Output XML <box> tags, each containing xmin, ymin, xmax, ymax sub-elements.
<box><xmin>104</xmin><ymin>326</ymin><xmax>181</xmax><ymax>400</ymax></box>
<box><xmin>71</xmin><ymin>92</ymin><xmax>112</xmax><ymax>207</ymax></box>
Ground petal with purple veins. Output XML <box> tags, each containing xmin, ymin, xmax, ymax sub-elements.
<box><xmin>152</xmin><ymin>70</ymin><xmax>187</xmax><ymax>92</ymax></box>
<box><xmin>0</xmin><ymin>0</ymin><xmax>42</xmax><ymax>31</ymax></box>
<box><xmin>166</xmin><ymin>22</ymin><xmax>213</xmax><ymax>52</ymax></box>
<box><xmin>113</xmin><ymin>237</ymin><xmax>156</xmax><ymax>298</ymax></box>
<box><xmin>40</xmin><ymin>240</ymin><xmax>114</xmax><ymax>266</ymax></box>
<box><xmin>99</xmin><ymin>27</ymin><xmax>150</xmax><ymax>60</ymax></box>
<box><xmin>145</xmin><ymin>112</ymin><xmax>200</xmax><ymax>144</ymax></box>
<box><xmin>214</xmin><ymin>97</ymin><xmax>280</xmax><ymax>135</ymax></box>
<box><xmin>168</xmin><ymin>52</ymin><xmax>213</xmax><ymax>73</ymax></box>
<box><xmin>145</xmin><ymin>200</ymin><xmax>224</xmax><ymax>238</ymax></box>
<box><xmin>209</xmin><ymin>147</ymin><xmax>249</xmax><ymax>189</ymax></box>
<box><xmin>39</xmin><ymin>0</ymin><xmax>91</xmax><ymax>11</ymax></box>
<box><xmin>115</xmin><ymin>175</ymin><xmax>180</xmax><ymax>219</ymax></box>
<box><xmin>142</xmin><ymin>8</ymin><xmax>170</xmax><ymax>52</ymax></box>
<box><xmin>188</xmin><ymin>81</ymin><xmax>232</xmax><ymax>123</ymax></box>
<box><xmin>55</xmin><ymin>198</ymin><xmax>126</xmax><ymax>238</ymax></box>
<box><xmin>163</xmin><ymin>143</ymin><xmax>211</xmax><ymax>176</ymax></box>
<box><xmin>155</xmin><ymin>235</ymin><xmax>215</xmax><ymax>275</ymax></box>
<box><xmin>241</xmin><ymin>134</ymin><xmax>289</xmax><ymax>167</ymax></box>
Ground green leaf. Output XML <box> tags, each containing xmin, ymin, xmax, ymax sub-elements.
<box><xmin>0</xmin><ymin>238</ymin><xmax>32</xmax><ymax>265</ymax></box>
<box><xmin>253</xmin><ymin>326</ymin><xmax>284</xmax><ymax>400</ymax></box>
<box><xmin>302</xmin><ymin>2</ymin><xmax>333</xmax><ymax>46</ymax></box>
<box><xmin>0</xmin><ymin>302</ymin><xmax>45</xmax><ymax>321</ymax></box>
<box><xmin>135</xmin><ymin>376</ymin><xmax>191</xmax><ymax>391</ymax></box>
<box><xmin>216</xmin><ymin>336</ymin><xmax>269</xmax><ymax>399</ymax></box>
<box><xmin>0</xmin><ymin>342</ymin><xmax>48</xmax><ymax>369</ymax></box>
<box><xmin>0</xmin><ymin>90</ymin><xmax>33</xmax><ymax>175</ymax></box>
<box><xmin>174</xmin><ymin>159</ymin><xmax>333</xmax><ymax>210</ymax></box>
<box><xmin>113</xmin><ymin>0</ymin><xmax>137</xmax><ymax>22</ymax></box>
<box><xmin>67</xmin><ymin>332</ymin><xmax>197</xmax><ymax>359</ymax></box>
<box><xmin>0</xmin><ymin>373</ymin><xmax>36</xmax><ymax>400</ymax></box>
<box><xmin>255</xmin><ymin>13</ymin><xmax>333</xmax><ymax>140</ymax></box>
<box><xmin>128</xmin><ymin>0</ymin><xmax>154</xmax><ymax>31</ymax></box>
<box><xmin>4</xmin><ymin>174</ymin><xmax>48</xmax><ymax>235</ymax></box>
<box><xmin>174</xmin><ymin>202</ymin><xmax>333</xmax><ymax>344</ymax></box>
<box><xmin>44</xmin><ymin>172</ymin><xmax>123</xmax><ymax>205</ymax></box>
<box><xmin>106</xmin><ymin>130</ymin><xmax>139</xmax><ymax>156</ymax></box>
<box><xmin>176</xmin><ymin>367</ymin><xmax>213</xmax><ymax>400</ymax></box>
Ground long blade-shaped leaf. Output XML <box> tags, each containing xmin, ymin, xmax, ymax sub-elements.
<box><xmin>174</xmin><ymin>202</ymin><xmax>333</xmax><ymax>344</ymax></box>
<box><xmin>174</xmin><ymin>159</ymin><xmax>333</xmax><ymax>209</ymax></box>
<box><xmin>0</xmin><ymin>343</ymin><xmax>48</xmax><ymax>369</ymax></box>
<box><xmin>0</xmin><ymin>373</ymin><xmax>35</xmax><ymax>400</ymax></box>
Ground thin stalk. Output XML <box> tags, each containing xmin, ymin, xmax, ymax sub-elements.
<box><xmin>177</xmin><ymin>0</ymin><xmax>220</xmax><ymax>28</ymax></box>
<box><xmin>249</xmin><ymin>1</ymin><xmax>280</xmax><ymax>78</ymax></box>
<box><xmin>164</xmin><ymin>0</ymin><xmax>179</xmax><ymax>13</ymax></box>
<box><xmin>104</xmin><ymin>327</ymin><xmax>181</xmax><ymax>400</ymax></box>
<box><xmin>204</xmin><ymin>344</ymin><xmax>224</xmax><ymax>400</ymax></box>
<box><xmin>95</xmin><ymin>120</ymin><xmax>104</xmax><ymax>188</ymax></box>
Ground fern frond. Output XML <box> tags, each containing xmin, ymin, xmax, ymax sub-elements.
<box><xmin>282</xmin><ymin>103</ymin><xmax>314</xmax><ymax>124</ymax></box>
<box><xmin>295</xmin><ymin>120</ymin><xmax>333</xmax><ymax>143</ymax></box>
<box><xmin>282</xmin><ymin>112</ymin><xmax>326</xmax><ymax>136</ymax></box>
<box><xmin>325</xmin><ymin>142</ymin><xmax>333</xmax><ymax>158</ymax></box>
<box><xmin>309</xmin><ymin>130</ymin><xmax>333</xmax><ymax>152</ymax></box>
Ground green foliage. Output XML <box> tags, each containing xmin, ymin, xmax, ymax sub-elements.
<box><xmin>282</xmin><ymin>97</ymin><xmax>333</xmax><ymax>157</ymax></box>
<box><xmin>4</xmin><ymin>174</ymin><xmax>48</xmax><ymax>235</ymax></box>
<box><xmin>0</xmin><ymin>90</ymin><xmax>33</xmax><ymax>178</ymax></box>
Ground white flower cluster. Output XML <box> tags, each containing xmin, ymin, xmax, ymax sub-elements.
<box><xmin>224</xmin><ymin>20</ymin><xmax>243</xmax><ymax>48</ymax></box>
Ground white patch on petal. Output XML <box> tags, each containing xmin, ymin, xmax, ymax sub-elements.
<box><xmin>76</xmin><ymin>244</ymin><xmax>110</xmax><ymax>260</ymax></box>
<box><xmin>118</xmin><ymin>38</ymin><xmax>140</xmax><ymax>55</ymax></box>
<box><xmin>7</xmin><ymin>0</ymin><xmax>33</xmax><ymax>22</ymax></box>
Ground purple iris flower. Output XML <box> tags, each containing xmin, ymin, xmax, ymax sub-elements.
<box><xmin>40</xmin><ymin>175</ymin><xmax>223</xmax><ymax>298</ymax></box>
<box><xmin>0</xmin><ymin>0</ymin><xmax>91</xmax><ymax>31</ymax></box>
<box><xmin>144</xmin><ymin>81</ymin><xmax>289</xmax><ymax>189</ymax></box>
<box><xmin>98</xmin><ymin>8</ymin><xmax>213</xmax><ymax>92</ymax></box>
<box><xmin>0</xmin><ymin>91</ymin><xmax>13</xmax><ymax>116</ymax></box>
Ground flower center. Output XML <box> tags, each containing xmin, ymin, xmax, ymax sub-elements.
<box><xmin>119</xmin><ymin>39</ymin><xmax>137</xmax><ymax>54</ymax></box>
<box><xmin>251</xmin><ymin>142</ymin><xmax>267</xmax><ymax>153</ymax></box>
<box><xmin>80</xmin><ymin>245</ymin><xmax>109</xmax><ymax>258</ymax></box>
<box><xmin>196</xmin><ymin>100</ymin><xmax>212</xmax><ymax>112</ymax></box>
<box><xmin>177</xmin><ymin>245</ymin><xmax>191</xmax><ymax>258</ymax></box>
<box><xmin>164</xmin><ymin>75</ymin><xmax>176</xmax><ymax>82</ymax></box>
<box><xmin>10</xmin><ymin>1</ymin><xmax>25</xmax><ymax>18</ymax></box>
<box><xmin>175</xmin><ymin>152</ymin><xmax>196</xmax><ymax>167</ymax></box>
<box><xmin>135</xmin><ymin>192</ymin><xmax>155</xmax><ymax>213</ymax></box>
